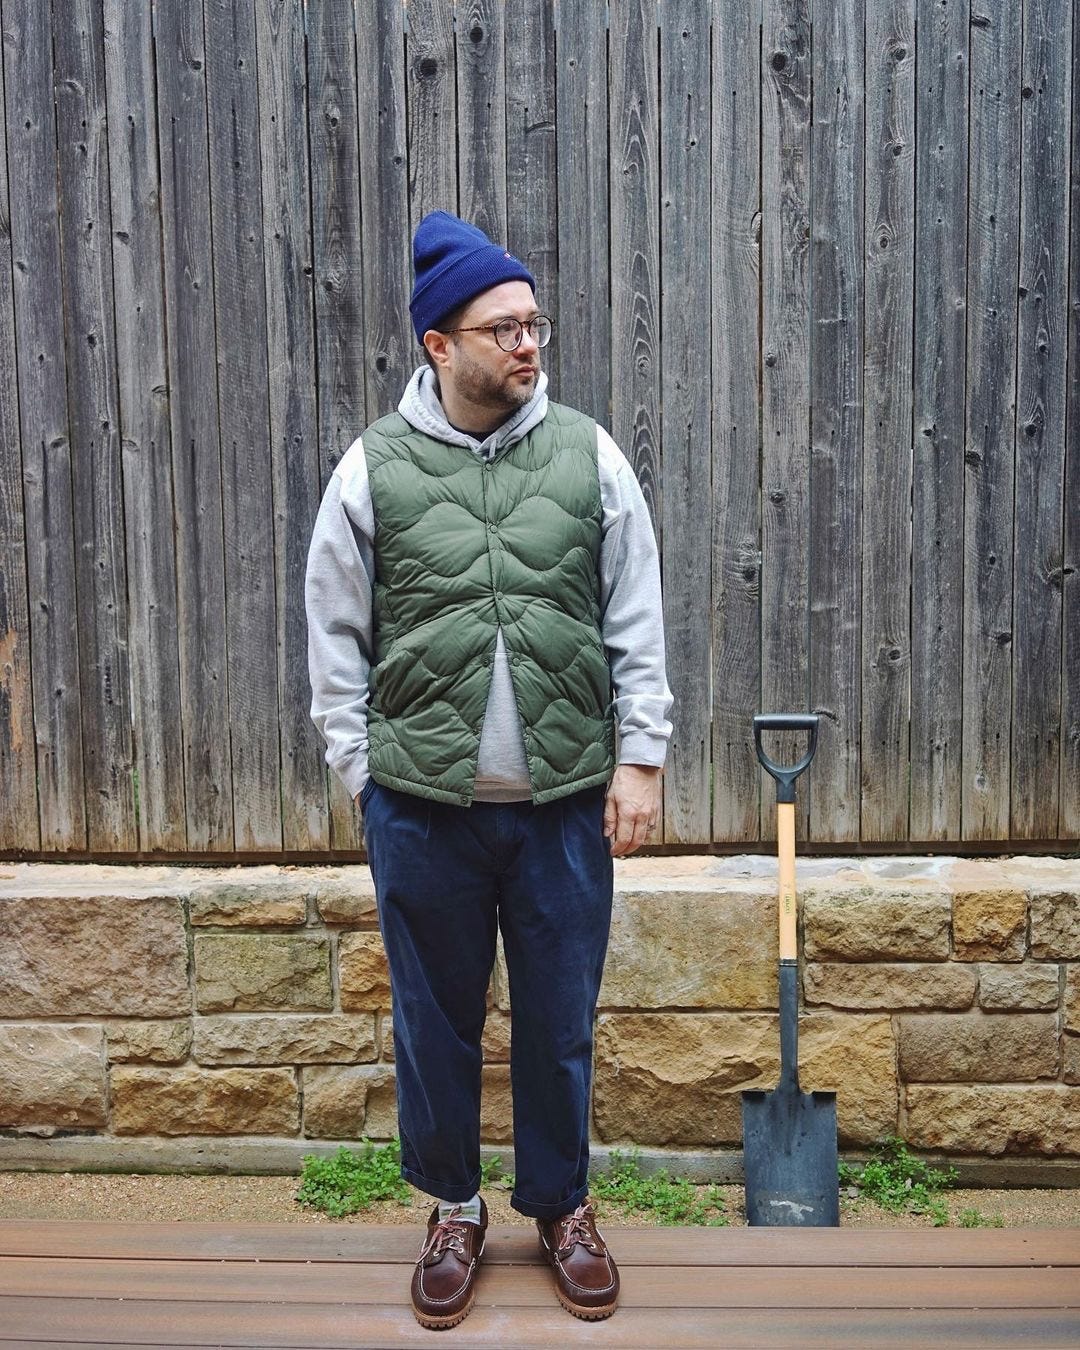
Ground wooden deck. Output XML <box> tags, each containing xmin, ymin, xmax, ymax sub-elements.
<box><xmin>1</xmin><ymin>1221</ymin><xmax>1077</xmax><ymax>1348</ymax></box>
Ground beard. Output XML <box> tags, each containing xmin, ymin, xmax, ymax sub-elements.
<box><xmin>449</xmin><ymin>341</ymin><xmax>538</xmax><ymax>416</ymax></box>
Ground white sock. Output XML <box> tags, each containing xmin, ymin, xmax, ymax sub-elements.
<box><xmin>439</xmin><ymin>1194</ymin><xmax>482</xmax><ymax>1225</ymax></box>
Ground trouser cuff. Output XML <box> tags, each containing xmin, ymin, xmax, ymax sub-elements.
<box><xmin>509</xmin><ymin>1182</ymin><xmax>589</xmax><ymax>1220</ymax></box>
<box><xmin>402</xmin><ymin>1164</ymin><xmax>483</xmax><ymax>1206</ymax></box>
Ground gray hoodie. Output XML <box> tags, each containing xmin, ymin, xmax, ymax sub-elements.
<box><xmin>304</xmin><ymin>365</ymin><xmax>673</xmax><ymax>802</ymax></box>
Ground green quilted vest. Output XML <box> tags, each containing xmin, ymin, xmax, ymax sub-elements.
<box><xmin>362</xmin><ymin>402</ymin><xmax>616</xmax><ymax>805</ymax></box>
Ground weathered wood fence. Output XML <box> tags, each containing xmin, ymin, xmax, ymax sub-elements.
<box><xmin>0</xmin><ymin>0</ymin><xmax>1076</xmax><ymax>857</ymax></box>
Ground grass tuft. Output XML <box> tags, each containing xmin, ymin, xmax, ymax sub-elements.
<box><xmin>839</xmin><ymin>1136</ymin><xmax>958</xmax><ymax>1227</ymax></box>
<box><xmin>590</xmin><ymin>1149</ymin><xmax>728</xmax><ymax>1226</ymax></box>
<box><xmin>295</xmin><ymin>1139</ymin><xmax>411</xmax><ymax>1218</ymax></box>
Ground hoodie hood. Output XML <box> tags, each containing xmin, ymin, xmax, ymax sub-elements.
<box><xmin>398</xmin><ymin>364</ymin><xmax>549</xmax><ymax>460</ymax></box>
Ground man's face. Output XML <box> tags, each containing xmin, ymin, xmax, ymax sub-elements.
<box><xmin>438</xmin><ymin>281</ymin><xmax>542</xmax><ymax>417</ymax></box>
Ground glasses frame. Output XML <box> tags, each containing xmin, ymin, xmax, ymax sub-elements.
<box><xmin>441</xmin><ymin>314</ymin><xmax>553</xmax><ymax>352</ymax></box>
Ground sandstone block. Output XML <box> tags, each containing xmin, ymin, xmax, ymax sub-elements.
<box><xmin>112</xmin><ymin>1066</ymin><xmax>297</xmax><ymax>1135</ymax></box>
<box><xmin>1066</xmin><ymin>966</ymin><xmax>1080</xmax><ymax>1031</ymax></box>
<box><xmin>600</xmin><ymin>890</ymin><xmax>777</xmax><ymax>1010</ymax></box>
<box><xmin>593</xmin><ymin>1014</ymin><xmax>778</xmax><ymax>1146</ymax></box>
<box><xmin>313</xmin><ymin>868</ymin><xmax>378</xmax><ymax>924</ymax></box>
<box><xmin>482</xmin><ymin>1011</ymin><xmax>511</xmax><ymax>1062</ymax></box>
<box><xmin>481</xmin><ymin>1065</ymin><xmax>513</xmax><ymax>1143</ymax></box>
<box><xmin>952</xmin><ymin>888</ymin><xmax>1027</xmax><ymax>961</ymax></box>
<box><xmin>378</xmin><ymin>1015</ymin><xmax>396</xmax><ymax>1062</ymax></box>
<box><xmin>339</xmin><ymin>933</ymin><xmax>392</xmax><ymax>1011</ymax></box>
<box><xmin>194</xmin><ymin>1014</ymin><xmax>376</xmax><ymax>1065</ymax></box>
<box><xmin>898</xmin><ymin>1013</ymin><xmax>1057</xmax><ymax>1082</ymax></box>
<box><xmin>0</xmin><ymin>895</ymin><xmax>187</xmax><ymax>1016</ymax></box>
<box><xmin>105</xmin><ymin>1020</ymin><xmax>192</xmax><ymax>1064</ymax></box>
<box><xmin>302</xmin><ymin>1065</ymin><xmax>396</xmax><ymax>1138</ymax></box>
<box><xmin>0</xmin><ymin>1024</ymin><xmax>106</xmax><ymax>1129</ymax></box>
<box><xmin>798</xmin><ymin>1014</ymin><xmax>898</xmax><ymax>1145</ymax></box>
<box><xmin>905</xmin><ymin>1084</ymin><xmax>1080</xmax><ymax>1155</ymax></box>
<box><xmin>188</xmin><ymin>884</ymin><xmax>307</xmax><ymax>927</ymax></box>
<box><xmin>194</xmin><ymin>935</ymin><xmax>331</xmax><ymax>1013</ymax></box>
<box><xmin>804</xmin><ymin>963</ymin><xmax>976</xmax><ymax>1011</ymax></box>
<box><xmin>1030</xmin><ymin>889</ymin><xmax>1080</xmax><ymax>959</ymax></box>
<box><xmin>978</xmin><ymin>963</ymin><xmax>1059</xmax><ymax>1011</ymax></box>
<box><xmin>1065</xmin><ymin>1036</ymin><xmax>1080</xmax><ymax>1086</ymax></box>
<box><xmin>803</xmin><ymin>886</ymin><xmax>950</xmax><ymax>961</ymax></box>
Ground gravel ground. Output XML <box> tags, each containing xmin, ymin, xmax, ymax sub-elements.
<box><xmin>1</xmin><ymin>1172</ymin><xmax>1077</xmax><ymax>1229</ymax></box>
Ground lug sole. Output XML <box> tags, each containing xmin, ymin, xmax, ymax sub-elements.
<box><xmin>412</xmin><ymin>1288</ymin><xmax>475</xmax><ymax>1330</ymax></box>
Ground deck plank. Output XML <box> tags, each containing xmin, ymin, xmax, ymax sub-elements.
<box><xmin>0</xmin><ymin>1255</ymin><xmax>1075</xmax><ymax>1310</ymax></box>
<box><xmin>1</xmin><ymin>1221</ymin><xmax>1075</xmax><ymax>1267</ymax></box>
<box><xmin>0</xmin><ymin>1299</ymin><xmax>1077</xmax><ymax>1349</ymax></box>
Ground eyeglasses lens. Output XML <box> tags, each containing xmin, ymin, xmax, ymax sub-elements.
<box><xmin>494</xmin><ymin>317</ymin><xmax>552</xmax><ymax>351</ymax></box>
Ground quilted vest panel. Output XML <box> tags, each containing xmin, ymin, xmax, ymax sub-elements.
<box><xmin>362</xmin><ymin>402</ymin><xmax>616</xmax><ymax>804</ymax></box>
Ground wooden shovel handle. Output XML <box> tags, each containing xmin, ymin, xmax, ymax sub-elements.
<box><xmin>777</xmin><ymin>801</ymin><xmax>798</xmax><ymax>961</ymax></box>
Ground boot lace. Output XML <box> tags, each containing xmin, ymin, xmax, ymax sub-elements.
<box><xmin>557</xmin><ymin>1202</ymin><xmax>600</xmax><ymax>1253</ymax></box>
<box><xmin>417</xmin><ymin>1207</ymin><xmax>470</xmax><ymax>1264</ymax></box>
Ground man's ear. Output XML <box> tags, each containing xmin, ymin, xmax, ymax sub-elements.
<box><xmin>423</xmin><ymin>329</ymin><xmax>452</xmax><ymax>369</ymax></box>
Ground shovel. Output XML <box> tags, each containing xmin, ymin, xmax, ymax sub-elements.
<box><xmin>741</xmin><ymin>713</ymin><xmax>839</xmax><ymax>1227</ymax></box>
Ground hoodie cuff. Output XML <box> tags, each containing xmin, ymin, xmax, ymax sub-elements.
<box><xmin>337</xmin><ymin>755</ymin><xmax>370</xmax><ymax>804</ymax></box>
<box><xmin>616</xmin><ymin>731</ymin><xmax>668</xmax><ymax>769</ymax></box>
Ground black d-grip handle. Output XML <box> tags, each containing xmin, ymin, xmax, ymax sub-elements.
<box><xmin>753</xmin><ymin>713</ymin><xmax>819</xmax><ymax>803</ymax></box>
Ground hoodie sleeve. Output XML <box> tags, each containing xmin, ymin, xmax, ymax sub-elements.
<box><xmin>596</xmin><ymin>426</ymin><xmax>675</xmax><ymax>766</ymax></box>
<box><xmin>304</xmin><ymin>438</ymin><xmax>376</xmax><ymax>801</ymax></box>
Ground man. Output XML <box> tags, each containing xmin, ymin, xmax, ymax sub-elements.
<box><xmin>305</xmin><ymin>211</ymin><xmax>673</xmax><ymax>1328</ymax></box>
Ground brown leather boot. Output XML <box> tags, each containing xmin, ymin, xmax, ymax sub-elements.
<box><xmin>409</xmin><ymin>1198</ymin><xmax>488</xmax><ymax>1330</ymax></box>
<box><xmin>536</xmin><ymin>1199</ymin><xmax>619</xmax><ymax>1320</ymax></box>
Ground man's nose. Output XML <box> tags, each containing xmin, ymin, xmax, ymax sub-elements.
<box><xmin>516</xmin><ymin>325</ymin><xmax>539</xmax><ymax>355</ymax></box>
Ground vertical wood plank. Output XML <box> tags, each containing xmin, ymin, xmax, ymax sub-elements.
<box><xmin>554</xmin><ymin>0</ymin><xmax>610</xmax><ymax>425</ymax></box>
<box><xmin>760</xmin><ymin>0</ymin><xmax>812</xmax><ymax>840</ymax></box>
<box><xmin>154</xmin><ymin>0</ymin><xmax>233</xmax><ymax>850</ymax></box>
<box><xmin>0</xmin><ymin>0</ymin><xmax>39</xmax><ymax>851</ymax></box>
<box><xmin>910</xmin><ymin>0</ymin><xmax>968</xmax><ymax>842</ymax></box>
<box><xmin>712</xmin><ymin>0</ymin><xmax>763</xmax><ymax>843</ymax></box>
<box><xmin>962</xmin><ymin>1</ymin><xmax>1021</xmax><ymax>840</ymax></box>
<box><xmin>1010</xmin><ymin>0</ymin><xmax>1070</xmax><ymax>839</ymax></box>
<box><xmin>659</xmin><ymin>0</ymin><xmax>711</xmax><ymax>843</ymax></box>
<box><xmin>356</xmin><ymin>0</ymin><xmax>412</xmax><ymax>420</ymax></box>
<box><xmin>405</xmin><ymin>0</ymin><xmax>458</xmax><ymax>230</ymax></box>
<box><xmin>203</xmin><ymin>0</ymin><xmax>281</xmax><ymax>852</ymax></box>
<box><xmin>609</xmin><ymin>0</ymin><xmax>662</xmax><ymax>830</ymax></box>
<box><xmin>1063</xmin><ymin>0</ymin><xmax>1080</xmax><ymax>839</ymax></box>
<box><xmin>505</xmin><ymin>0</ymin><xmax>557</xmax><ymax>324</ymax></box>
<box><xmin>809</xmin><ymin>0</ymin><xmax>863</xmax><ymax>845</ymax></box>
<box><xmin>104</xmin><ymin>0</ymin><xmax>186</xmax><ymax>852</ymax></box>
<box><xmin>305</xmin><ymin>0</ymin><xmax>365</xmax><ymax>851</ymax></box>
<box><xmin>456</xmin><ymin>0</ymin><xmax>506</xmax><ymax>243</ymax></box>
<box><xmin>256</xmin><ymin>0</ymin><xmax>328</xmax><ymax>852</ymax></box>
<box><xmin>861</xmin><ymin>0</ymin><xmax>914</xmax><ymax>841</ymax></box>
<box><xmin>53</xmin><ymin>0</ymin><xmax>137</xmax><ymax>852</ymax></box>
<box><xmin>4</xmin><ymin>0</ymin><xmax>86</xmax><ymax>851</ymax></box>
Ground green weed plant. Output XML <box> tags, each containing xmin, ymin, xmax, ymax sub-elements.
<box><xmin>839</xmin><ymin>1136</ymin><xmax>958</xmax><ymax>1227</ymax></box>
<box><xmin>958</xmin><ymin>1207</ymin><xmax>1004</xmax><ymax>1228</ymax></box>
<box><xmin>296</xmin><ymin>1139</ymin><xmax>411</xmax><ymax>1217</ymax></box>
<box><xmin>479</xmin><ymin>1154</ymin><xmax>514</xmax><ymax>1189</ymax></box>
<box><xmin>590</xmin><ymin>1149</ymin><xmax>728</xmax><ymax>1226</ymax></box>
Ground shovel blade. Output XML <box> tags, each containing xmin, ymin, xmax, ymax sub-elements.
<box><xmin>741</xmin><ymin>1084</ymin><xmax>840</xmax><ymax>1227</ymax></box>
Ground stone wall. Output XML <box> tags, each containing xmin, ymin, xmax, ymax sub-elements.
<box><xmin>1</xmin><ymin>856</ymin><xmax>1077</xmax><ymax>1176</ymax></box>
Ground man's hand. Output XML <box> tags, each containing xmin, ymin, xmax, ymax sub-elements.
<box><xmin>603</xmin><ymin>764</ymin><xmax>662</xmax><ymax>857</ymax></box>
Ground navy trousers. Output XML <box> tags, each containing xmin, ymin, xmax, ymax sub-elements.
<box><xmin>360</xmin><ymin>778</ymin><xmax>613</xmax><ymax>1220</ymax></box>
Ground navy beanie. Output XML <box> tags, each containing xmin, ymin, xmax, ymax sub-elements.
<box><xmin>410</xmin><ymin>211</ymin><xmax>535</xmax><ymax>343</ymax></box>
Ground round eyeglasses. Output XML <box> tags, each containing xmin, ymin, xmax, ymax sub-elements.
<box><xmin>442</xmin><ymin>314</ymin><xmax>553</xmax><ymax>352</ymax></box>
